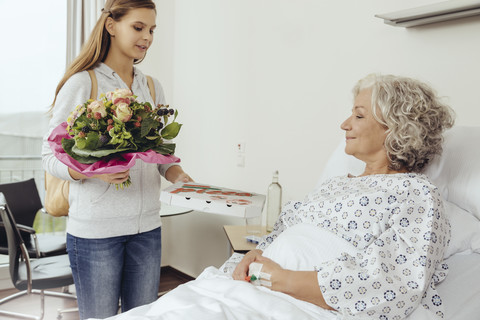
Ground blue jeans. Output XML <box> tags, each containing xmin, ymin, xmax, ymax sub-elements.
<box><xmin>67</xmin><ymin>227</ymin><xmax>162</xmax><ymax>320</ymax></box>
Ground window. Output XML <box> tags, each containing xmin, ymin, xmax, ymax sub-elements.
<box><xmin>0</xmin><ymin>2</ymin><xmax>67</xmax><ymax>274</ymax></box>
<box><xmin>0</xmin><ymin>1</ymin><xmax>67</xmax><ymax>114</ymax></box>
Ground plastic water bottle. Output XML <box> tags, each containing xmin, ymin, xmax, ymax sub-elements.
<box><xmin>266</xmin><ymin>171</ymin><xmax>282</xmax><ymax>232</ymax></box>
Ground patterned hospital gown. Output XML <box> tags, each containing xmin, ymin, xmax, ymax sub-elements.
<box><xmin>257</xmin><ymin>173</ymin><xmax>450</xmax><ymax>320</ymax></box>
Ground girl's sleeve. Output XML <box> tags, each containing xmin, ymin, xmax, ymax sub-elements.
<box><xmin>42</xmin><ymin>71</ymin><xmax>91</xmax><ymax>181</ymax></box>
<box><xmin>316</xmin><ymin>182</ymin><xmax>449</xmax><ymax>319</ymax></box>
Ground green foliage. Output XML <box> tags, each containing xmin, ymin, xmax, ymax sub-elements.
<box><xmin>64</xmin><ymin>90</ymin><xmax>182</xmax><ymax>164</ymax></box>
<box><xmin>141</xmin><ymin>117</ymin><xmax>160</xmax><ymax>137</ymax></box>
<box><xmin>161</xmin><ymin>122</ymin><xmax>182</xmax><ymax>140</ymax></box>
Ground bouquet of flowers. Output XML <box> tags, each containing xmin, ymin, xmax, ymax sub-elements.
<box><xmin>48</xmin><ymin>88</ymin><xmax>181</xmax><ymax>188</ymax></box>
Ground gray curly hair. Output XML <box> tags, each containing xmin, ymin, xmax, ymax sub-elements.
<box><xmin>353</xmin><ymin>74</ymin><xmax>455</xmax><ymax>172</ymax></box>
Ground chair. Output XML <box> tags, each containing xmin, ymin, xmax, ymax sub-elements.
<box><xmin>0</xmin><ymin>192</ymin><xmax>77</xmax><ymax>320</ymax></box>
<box><xmin>0</xmin><ymin>178</ymin><xmax>66</xmax><ymax>258</ymax></box>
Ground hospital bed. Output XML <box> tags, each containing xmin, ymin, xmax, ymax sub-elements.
<box><xmin>97</xmin><ymin>125</ymin><xmax>480</xmax><ymax>320</ymax></box>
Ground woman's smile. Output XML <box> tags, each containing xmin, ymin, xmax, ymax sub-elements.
<box><xmin>136</xmin><ymin>44</ymin><xmax>148</xmax><ymax>51</ymax></box>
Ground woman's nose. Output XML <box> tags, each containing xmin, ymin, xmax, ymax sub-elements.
<box><xmin>340</xmin><ymin>117</ymin><xmax>351</xmax><ymax>131</ymax></box>
<box><xmin>144</xmin><ymin>30</ymin><xmax>153</xmax><ymax>41</ymax></box>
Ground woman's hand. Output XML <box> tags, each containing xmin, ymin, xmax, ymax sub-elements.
<box><xmin>254</xmin><ymin>255</ymin><xmax>287</xmax><ymax>291</ymax></box>
<box><xmin>232</xmin><ymin>249</ymin><xmax>263</xmax><ymax>281</ymax></box>
<box><xmin>235</xmin><ymin>253</ymin><xmax>288</xmax><ymax>292</ymax></box>
<box><xmin>234</xmin><ymin>252</ymin><xmax>334</xmax><ymax>310</ymax></box>
<box><xmin>165</xmin><ymin>165</ymin><xmax>193</xmax><ymax>183</ymax></box>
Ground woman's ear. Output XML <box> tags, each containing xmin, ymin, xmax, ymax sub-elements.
<box><xmin>105</xmin><ymin>17</ymin><xmax>115</xmax><ymax>37</ymax></box>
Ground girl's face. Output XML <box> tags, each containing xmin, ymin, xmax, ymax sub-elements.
<box><xmin>107</xmin><ymin>8</ymin><xmax>156</xmax><ymax>62</ymax></box>
<box><xmin>340</xmin><ymin>88</ymin><xmax>388</xmax><ymax>164</ymax></box>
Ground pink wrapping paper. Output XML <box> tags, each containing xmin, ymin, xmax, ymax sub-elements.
<box><xmin>48</xmin><ymin>122</ymin><xmax>180</xmax><ymax>177</ymax></box>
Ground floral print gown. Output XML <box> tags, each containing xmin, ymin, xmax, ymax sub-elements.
<box><xmin>258</xmin><ymin>173</ymin><xmax>450</xmax><ymax>320</ymax></box>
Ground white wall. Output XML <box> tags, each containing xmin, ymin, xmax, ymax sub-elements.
<box><xmin>141</xmin><ymin>0</ymin><xmax>480</xmax><ymax>277</ymax></box>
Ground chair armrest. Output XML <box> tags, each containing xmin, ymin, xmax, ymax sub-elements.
<box><xmin>0</xmin><ymin>221</ymin><xmax>35</xmax><ymax>234</ymax></box>
<box><xmin>16</xmin><ymin>224</ymin><xmax>36</xmax><ymax>235</ymax></box>
<box><xmin>1</xmin><ymin>221</ymin><xmax>37</xmax><ymax>235</ymax></box>
<box><xmin>0</xmin><ymin>221</ymin><xmax>41</xmax><ymax>257</ymax></box>
<box><xmin>17</xmin><ymin>225</ymin><xmax>41</xmax><ymax>257</ymax></box>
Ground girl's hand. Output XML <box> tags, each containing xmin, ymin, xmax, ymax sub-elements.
<box><xmin>165</xmin><ymin>165</ymin><xmax>193</xmax><ymax>183</ymax></box>
<box><xmin>173</xmin><ymin>172</ymin><xmax>193</xmax><ymax>183</ymax></box>
<box><xmin>232</xmin><ymin>249</ymin><xmax>263</xmax><ymax>281</ymax></box>
<box><xmin>68</xmin><ymin>167</ymin><xmax>130</xmax><ymax>184</ymax></box>
<box><xmin>93</xmin><ymin>170</ymin><xmax>130</xmax><ymax>184</ymax></box>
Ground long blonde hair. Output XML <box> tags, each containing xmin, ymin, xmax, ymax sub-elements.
<box><xmin>51</xmin><ymin>0</ymin><xmax>156</xmax><ymax>109</ymax></box>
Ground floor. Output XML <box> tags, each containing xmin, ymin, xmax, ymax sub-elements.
<box><xmin>0</xmin><ymin>266</ymin><xmax>193</xmax><ymax>320</ymax></box>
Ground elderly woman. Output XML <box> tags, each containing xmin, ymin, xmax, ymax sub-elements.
<box><xmin>97</xmin><ymin>74</ymin><xmax>455</xmax><ymax>320</ymax></box>
<box><xmin>233</xmin><ymin>73</ymin><xmax>455</xmax><ymax>319</ymax></box>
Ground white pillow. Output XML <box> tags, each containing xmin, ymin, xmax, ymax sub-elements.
<box><xmin>260</xmin><ymin>203</ymin><xmax>479</xmax><ymax>263</ymax></box>
<box><xmin>444</xmin><ymin>201</ymin><xmax>480</xmax><ymax>258</ymax></box>
<box><xmin>424</xmin><ymin>126</ymin><xmax>480</xmax><ymax>220</ymax></box>
<box><xmin>262</xmin><ymin>223</ymin><xmax>360</xmax><ymax>270</ymax></box>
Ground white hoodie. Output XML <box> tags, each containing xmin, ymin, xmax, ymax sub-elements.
<box><xmin>42</xmin><ymin>63</ymin><xmax>179</xmax><ymax>239</ymax></box>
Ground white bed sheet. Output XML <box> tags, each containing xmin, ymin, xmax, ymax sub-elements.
<box><xmin>96</xmin><ymin>247</ymin><xmax>480</xmax><ymax>320</ymax></box>
<box><xmin>99</xmin><ymin>263</ymin><xmax>341</xmax><ymax>320</ymax></box>
<box><xmin>434</xmin><ymin>252</ymin><xmax>480</xmax><ymax>320</ymax></box>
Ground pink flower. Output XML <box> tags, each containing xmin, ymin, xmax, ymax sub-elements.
<box><xmin>109</xmin><ymin>88</ymin><xmax>134</xmax><ymax>104</ymax></box>
<box><xmin>113</xmin><ymin>102</ymin><xmax>133</xmax><ymax>122</ymax></box>
<box><xmin>88</xmin><ymin>100</ymin><xmax>107</xmax><ymax>118</ymax></box>
<box><xmin>113</xmin><ymin>97</ymin><xmax>131</xmax><ymax>105</ymax></box>
<box><xmin>66</xmin><ymin>105</ymin><xmax>85</xmax><ymax>129</ymax></box>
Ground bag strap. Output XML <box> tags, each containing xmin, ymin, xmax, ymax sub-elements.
<box><xmin>146</xmin><ymin>75</ymin><xmax>156</xmax><ymax>103</ymax></box>
<box><xmin>87</xmin><ymin>69</ymin><xmax>98</xmax><ymax>100</ymax></box>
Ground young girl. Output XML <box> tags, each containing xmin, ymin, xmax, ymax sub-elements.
<box><xmin>42</xmin><ymin>1</ymin><xmax>192</xmax><ymax>318</ymax></box>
